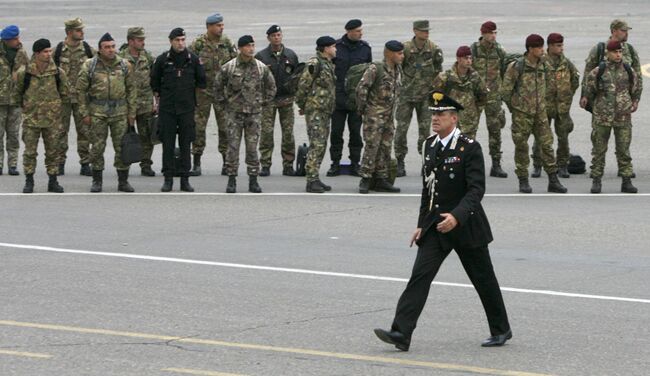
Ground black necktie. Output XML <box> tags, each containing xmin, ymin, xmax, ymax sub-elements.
<box><xmin>432</xmin><ymin>141</ymin><xmax>443</xmax><ymax>159</ymax></box>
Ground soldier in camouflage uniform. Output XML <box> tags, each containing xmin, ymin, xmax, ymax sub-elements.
<box><xmin>118</xmin><ymin>27</ymin><xmax>156</xmax><ymax>177</ymax></box>
<box><xmin>432</xmin><ymin>46</ymin><xmax>488</xmax><ymax>139</ymax></box>
<box><xmin>77</xmin><ymin>33</ymin><xmax>137</xmax><ymax>193</ymax></box>
<box><xmin>295</xmin><ymin>36</ymin><xmax>337</xmax><ymax>193</ymax></box>
<box><xmin>357</xmin><ymin>40</ymin><xmax>404</xmax><ymax>194</ymax></box>
<box><xmin>189</xmin><ymin>12</ymin><xmax>238</xmax><ymax>176</ymax></box>
<box><xmin>55</xmin><ymin>18</ymin><xmax>95</xmax><ymax>176</ymax></box>
<box><xmin>215</xmin><ymin>35</ymin><xmax>276</xmax><ymax>193</ymax></box>
<box><xmin>470</xmin><ymin>21</ymin><xmax>508</xmax><ymax>178</ymax></box>
<box><xmin>16</xmin><ymin>39</ymin><xmax>67</xmax><ymax>193</ymax></box>
<box><xmin>0</xmin><ymin>25</ymin><xmax>29</xmax><ymax>176</ymax></box>
<box><xmin>581</xmin><ymin>19</ymin><xmax>642</xmax><ymax>179</ymax></box>
<box><xmin>531</xmin><ymin>33</ymin><xmax>579</xmax><ymax>179</ymax></box>
<box><xmin>394</xmin><ymin>20</ymin><xmax>443</xmax><ymax>177</ymax></box>
<box><xmin>501</xmin><ymin>34</ymin><xmax>566</xmax><ymax>194</ymax></box>
<box><xmin>581</xmin><ymin>40</ymin><xmax>641</xmax><ymax>194</ymax></box>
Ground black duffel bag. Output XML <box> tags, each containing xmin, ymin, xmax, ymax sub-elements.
<box><xmin>567</xmin><ymin>154</ymin><xmax>586</xmax><ymax>174</ymax></box>
<box><xmin>120</xmin><ymin>125</ymin><xmax>143</xmax><ymax>164</ymax></box>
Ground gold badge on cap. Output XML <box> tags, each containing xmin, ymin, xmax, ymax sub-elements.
<box><xmin>432</xmin><ymin>92</ymin><xmax>444</xmax><ymax>105</ymax></box>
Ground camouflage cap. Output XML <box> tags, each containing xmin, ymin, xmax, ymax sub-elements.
<box><xmin>413</xmin><ymin>20</ymin><xmax>430</xmax><ymax>31</ymax></box>
<box><xmin>610</xmin><ymin>19</ymin><xmax>631</xmax><ymax>31</ymax></box>
<box><xmin>127</xmin><ymin>27</ymin><xmax>146</xmax><ymax>39</ymax></box>
<box><xmin>64</xmin><ymin>17</ymin><xmax>85</xmax><ymax>30</ymax></box>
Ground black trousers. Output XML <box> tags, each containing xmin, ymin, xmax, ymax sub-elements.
<box><xmin>391</xmin><ymin>229</ymin><xmax>510</xmax><ymax>338</ymax></box>
<box><xmin>159</xmin><ymin>111</ymin><xmax>195</xmax><ymax>178</ymax></box>
<box><xmin>330</xmin><ymin>108</ymin><xmax>363</xmax><ymax>163</ymax></box>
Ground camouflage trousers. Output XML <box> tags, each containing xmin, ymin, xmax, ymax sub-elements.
<box><xmin>0</xmin><ymin>105</ymin><xmax>21</xmax><ymax>169</ymax></box>
<box><xmin>394</xmin><ymin>98</ymin><xmax>430</xmax><ymax>160</ymax></box>
<box><xmin>135</xmin><ymin>112</ymin><xmax>155</xmax><ymax>168</ymax></box>
<box><xmin>479</xmin><ymin>100</ymin><xmax>506</xmax><ymax>160</ymax></box>
<box><xmin>360</xmin><ymin>112</ymin><xmax>395</xmax><ymax>179</ymax></box>
<box><xmin>260</xmin><ymin>103</ymin><xmax>295</xmax><ymax>168</ymax></box>
<box><xmin>88</xmin><ymin>115</ymin><xmax>129</xmax><ymax>171</ymax></box>
<box><xmin>225</xmin><ymin>111</ymin><xmax>261</xmax><ymax>176</ymax></box>
<box><xmin>60</xmin><ymin>102</ymin><xmax>90</xmax><ymax>165</ymax></box>
<box><xmin>532</xmin><ymin>112</ymin><xmax>574</xmax><ymax>168</ymax></box>
<box><xmin>22</xmin><ymin>126</ymin><xmax>59</xmax><ymax>175</ymax></box>
<box><xmin>590</xmin><ymin>124</ymin><xmax>632</xmax><ymax>178</ymax></box>
<box><xmin>511</xmin><ymin>110</ymin><xmax>557</xmax><ymax>178</ymax></box>
<box><xmin>305</xmin><ymin>109</ymin><xmax>331</xmax><ymax>182</ymax></box>
<box><xmin>193</xmin><ymin>90</ymin><xmax>227</xmax><ymax>160</ymax></box>
<box><xmin>458</xmin><ymin>111</ymin><xmax>480</xmax><ymax>140</ymax></box>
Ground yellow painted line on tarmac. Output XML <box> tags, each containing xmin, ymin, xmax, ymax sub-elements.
<box><xmin>0</xmin><ymin>320</ymin><xmax>552</xmax><ymax>376</ymax></box>
<box><xmin>0</xmin><ymin>349</ymin><xmax>52</xmax><ymax>359</ymax></box>
<box><xmin>642</xmin><ymin>63</ymin><xmax>650</xmax><ymax>78</ymax></box>
<box><xmin>162</xmin><ymin>368</ymin><xmax>247</xmax><ymax>376</ymax></box>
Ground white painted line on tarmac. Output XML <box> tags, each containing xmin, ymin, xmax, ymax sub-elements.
<box><xmin>0</xmin><ymin>192</ymin><xmax>649</xmax><ymax>197</ymax></box>
<box><xmin>1</xmin><ymin>242</ymin><xmax>648</xmax><ymax>305</ymax></box>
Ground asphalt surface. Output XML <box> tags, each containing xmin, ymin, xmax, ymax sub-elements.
<box><xmin>2</xmin><ymin>1</ymin><xmax>650</xmax><ymax>375</ymax></box>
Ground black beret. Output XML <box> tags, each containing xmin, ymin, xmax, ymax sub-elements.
<box><xmin>168</xmin><ymin>27</ymin><xmax>185</xmax><ymax>40</ymax></box>
<box><xmin>316</xmin><ymin>36</ymin><xmax>336</xmax><ymax>47</ymax></box>
<box><xmin>98</xmin><ymin>32</ymin><xmax>114</xmax><ymax>48</ymax></box>
<box><xmin>266</xmin><ymin>25</ymin><xmax>281</xmax><ymax>35</ymax></box>
<box><xmin>32</xmin><ymin>38</ymin><xmax>51</xmax><ymax>53</ymax></box>
<box><xmin>238</xmin><ymin>35</ymin><xmax>254</xmax><ymax>47</ymax></box>
<box><xmin>429</xmin><ymin>91</ymin><xmax>464</xmax><ymax>113</ymax></box>
<box><xmin>385</xmin><ymin>40</ymin><xmax>404</xmax><ymax>52</ymax></box>
<box><xmin>345</xmin><ymin>19</ymin><xmax>362</xmax><ymax>30</ymax></box>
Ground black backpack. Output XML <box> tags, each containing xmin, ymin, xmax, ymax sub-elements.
<box><xmin>295</xmin><ymin>143</ymin><xmax>309</xmax><ymax>176</ymax></box>
<box><xmin>21</xmin><ymin>71</ymin><xmax>62</xmax><ymax>96</ymax></box>
<box><xmin>281</xmin><ymin>62</ymin><xmax>306</xmax><ymax>95</ymax></box>
<box><xmin>567</xmin><ymin>154</ymin><xmax>586</xmax><ymax>174</ymax></box>
<box><xmin>53</xmin><ymin>41</ymin><xmax>94</xmax><ymax>66</ymax></box>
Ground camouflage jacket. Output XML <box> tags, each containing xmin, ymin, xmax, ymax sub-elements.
<box><xmin>432</xmin><ymin>63</ymin><xmax>487</xmax><ymax>115</ymax></box>
<box><xmin>190</xmin><ymin>33</ymin><xmax>237</xmax><ymax>97</ymax></box>
<box><xmin>356</xmin><ymin>60</ymin><xmax>401</xmax><ymax>116</ymax></box>
<box><xmin>118</xmin><ymin>47</ymin><xmax>154</xmax><ymax>114</ymax></box>
<box><xmin>400</xmin><ymin>38</ymin><xmax>443</xmax><ymax>102</ymax></box>
<box><xmin>545</xmin><ymin>53</ymin><xmax>579</xmax><ymax>114</ymax></box>
<box><xmin>501</xmin><ymin>54</ymin><xmax>547</xmax><ymax>116</ymax></box>
<box><xmin>76</xmin><ymin>56</ymin><xmax>137</xmax><ymax>119</ymax></box>
<box><xmin>215</xmin><ymin>56</ymin><xmax>276</xmax><ymax>114</ymax></box>
<box><xmin>471</xmin><ymin>38</ymin><xmax>507</xmax><ymax>102</ymax></box>
<box><xmin>584</xmin><ymin>60</ymin><xmax>642</xmax><ymax>126</ymax></box>
<box><xmin>295</xmin><ymin>53</ymin><xmax>336</xmax><ymax>114</ymax></box>
<box><xmin>582</xmin><ymin>39</ymin><xmax>642</xmax><ymax>98</ymax></box>
<box><xmin>15</xmin><ymin>59</ymin><xmax>69</xmax><ymax>128</ymax></box>
<box><xmin>0</xmin><ymin>41</ymin><xmax>29</xmax><ymax>106</ymax></box>
<box><xmin>56</xmin><ymin>41</ymin><xmax>96</xmax><ymax>104</ymax></box>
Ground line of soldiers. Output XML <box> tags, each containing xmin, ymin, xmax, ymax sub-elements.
<box><xmin>0</xmin><ymin>16</ymin><xmax>642</xmax><ymax>193</ymax></box>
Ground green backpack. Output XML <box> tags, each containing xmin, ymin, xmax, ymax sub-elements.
<box><xmin>344</xmin><ymin>62</ymin><xmax>384</xmax><ymax>111</ymax></box>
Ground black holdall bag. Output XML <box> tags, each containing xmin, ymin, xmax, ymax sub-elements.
<box><xmin>295</xmin><ymin>143</ymin><xmax>309</xmax><ymax>176</ymax></box>
<box><xmin>120</xmin><ymin>125</ymin><xmax>144</xmax><ymax>165</ymax></box>
<box><xmin>567</xmin><ymin>154</ymin><xmax>586</xmax><ymax>174</ymax></box>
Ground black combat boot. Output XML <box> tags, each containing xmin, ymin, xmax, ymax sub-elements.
<box><xmin>359</xmin><ymin>178</ymin><xmax>371</xmax><ymax>194</ymax></box>
<box><xmin>249</xmin><ymin>176</ymin><xmax>262</xmax><ymax>193</ymax></box>
<box><xmin>306</xmin><ymin>180</ymin><xmax>325</xmax><ymax>193</ymax></box>
<box><xmin>396</xmin><ymin>158</ymin><xmax>406</xmax><ymax>177</ymax></box>
<box><xmin>23</xmin><ymin>174</ymin><xmax>34</xmax><ymax>193</ymax></box>
<box><xmin>621</xmin><ymin>177</ymin><xmax>638</xmax><ymax>194</ymax></box>
<box><xmin>318</xmin><ymin>179</ymin><xmax>331</xmax><ymax>191</ymax></box>
<box><xmin>547</xmin><ymin>173</ymin><xmax>567</xmax><ymax>193</ymax></box>
<box><xmin>47</xmin><ymin>174</ymin><xmax>64</xmax><ymax>193</ymax></box>
<box><xmin>590</xmin><ymin>177</ymin><xmax>601</xmax><ymax>194</ymax></box>
<box><xmin>374</xmin><ymin>178</ymin><xmax>401</xmax><ymax>193</ymax></box>
<box><xmin>558</xmin><ymin>165</ymin><xmax>570</xmax><ymax>178</ymax></box>
<box><xmin>117</xmin><ymin>170</ymin><xmax>134</xmax><ymax>192</ymax></box>
<box><xmin>282</xmin><ymin>165</ymin><xmax>295</xmax><ymax>176</ymax></box>
<box><xmin>350</xmin><ymin>161</ymin><xmax>361</xmax><ymax>177</ymax></box>
<box><xmin>226</xmin><ymin>176</ymin><xmax>236</xmax><ymax>193</ymax></box>
<box><xmin>141</xmin><ymin>165</ymin><xmax>155</xmax><ymax>177</ymax></box>
<box><xmin>490</xmin><ymin>158</ymin><xmax>508</xmax><ymax>178</ymax></box>
<box><xmin>8</xmin><ymin>166</ymin><xmax>19</xmax><ymax>175</ymax></box>
<box><xmin>80</xmin><ymin>163</ymin><xmax>91</xmax><ymax>176</ymax></box>
<box><xmin>518</xmin><ymin>177</ymin><xmax>532</xmax><ymax>194</ymax></box>
<box><xmin>90</xmin><ymin>170</ymin><xmax>103</xmax><ymax>193</ymax></box>
<box><xmin>161</xmin><ymin>176</ymin><xmax>173</xmax><ymax>192</ymax></box>
<box><xmin>58</xmin><ymin>163</ymin><xmax>65</xmax><ymax>176</ymax></box>
<box><xmin>190</xmin><ymin>154</ymin><xmax>201</xmax><ymax>176</ymax></box>
<box><xmin>259</xmin><ymin>166</ymin><xmax>271</xmax><ymax>176</ymax></box>
<box><xmin>326</xmin><ymin>162</ymin><xmax>340</xmax><ymax>177</ymax></box>
<box><xmin>180</xmin><ymin>176</ymin><xmax>194</xmax><ymax>192</ymax></box>
<box><xmin>531</xmin><ymin>165</ymin><xmax>542</xmax><ymax>178</ymax></box>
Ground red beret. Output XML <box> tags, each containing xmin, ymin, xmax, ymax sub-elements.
<box><xmin>456</xmin><ymin>45</ymin><xmax>472</xmax><ymax>58</ymax></box>
<box><xmin>480</xmin><ymin>21</ymin><xmax>497</xmax><ymax>34</ymax></box>
<box><xmin>547</xmin><ymin>33</ymin><xmax>563</xmax><ymax>45</ymax></box>
<box><xmin>607</xmin><ymin>40</ymin><xmax>622</xmax><ymax>51</ymax></box>
<box><xmin>525</xmin><ymin>34</ymin><xmax>544</xmax><ymax>49</ymax></box>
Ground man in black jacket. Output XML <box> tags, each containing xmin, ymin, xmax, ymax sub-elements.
<box><xmin>374</xmin><ymin>92</ymin><xmax>511</xmax><ymax>351</ymax></box>
<box><xmin>151</xmin><ymin>27</ymin><xmax>207</xmax><ymax>192</ymax></box>
<box><xmin>328</xmin><ymin>19</ymin><xmax>372</xmax><ymax>176</ymax></box>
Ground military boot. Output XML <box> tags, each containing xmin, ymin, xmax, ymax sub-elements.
<box><xmin>117</xmin><ymin>170</ymin><xmax>134</xmax><ymax>192</ymax></box>
<box><xmin>282</xmin><ymin>165</ymin><xmax>296</xmax><ymax>176</ymax></box>
<box><xmin>326</xmin><ymin>162</ymin><xmax>340</xmax><ymax>177</ymax></box>
<box><xmin>259</xmin><ymin>166</ymin><xmax>271</xmax><ymax>176</ymax></box>
<box><xmin>374</xmin><ymin>178</ymin><xmax>401</xmax><ymax>193</ymax></box>
<box><xmin>490</xmin><ymin>158</ymin><xmax>508</xmax><ymax>178</ymax></box>
<box><xmin>518</xmin><ymin>177</ymin><xmax>532</xmax><ymax>194</ymax></box>
<box><xmin>621</xmin><ymin>177</ymin><xmax>638</xmax><ymax>194</ymax></box>
<box><xmin>80</xmin><ymin>163</ymin><xmax>91</xmax><ymax>176</ymax></box>
<box><xmin>590</xmin><ymin>177</ymin><xmax>602</xmax><ymax>194</ymax></box>
<box><xmin>558</xmin><ymin>165</ymin><xmax>570</xmax><ymax>178</ymax></box>
<box><xmin>359</xmin><ymin>178</ymin><xmax>371</xmax><ymax>194</ymax></box>
<box><xmin>396</xmin><ymin>158</ymin><xmax>406</xmax><ymax>177</ymax></box>
<box><xmin>90</xmin><ymin>170</ymin><xmax>103</xmax><ymax>193</ymax></box>
<box><xmin>531</xmin><ymin>165</ymin><xmax>542</xmax><ymax>178</ymax></box>
<box><xmin>547</xmin><ymin>173</ymin><xmax>567</xmax><ymax>193</ymax></box>
<box><xmin>221</xmin><ymin>165</ymin><xmax>227</xmax><ymax>176</ymax></box>
<box><xmin>180</xmin><ymin>176</ymin><xmax>194</xmax><ymax>192</ymax></box>
<box><xmin>318</xmin><ymin>179</ymin><xmax>331</xmax><ymax>191</ymax></box>
<box><xmin>141</xmin><ymin>165</ymin><xmax>155</xmax><ymax>177</ymax></box>
<box><xmin>249</xmin><ymin>176</ymin><xmax>262</xmax><ymax>193</ymax></box>
<box><xmin>58</xmin><ymin>163</ymin><xmax>65</xmax><ymax>176</ymax></box>
<box><xmin>161</xmin><ymin>176</ymin><xmax>173</xmax><ymax>192</ymax></box>
<box><xmin>47</xmin><ymin>174</ymin><xmax>64</xmax><ymax>193</ymax></box>
<box><xmin>8</xmin><ymin>166</ymin><xmax>19</xmax><ymax>175</ymax></box>
<box><xmin>190</xmin><ymin>154</ymin><xmax>201</xmax><ymax>176</ymax></box>
<box><xmin>350</xmin><ymin>161</ymin><xmax>361</xmax><ymax>177</ymax></box>
<box><xmin>226</xmin><ymin>176</ymin><xmax>236</xmax><ymax>193</ymax></box>
<box><xmin>306</xmin><ymin>180</ymin><xmax>325</xmax><ymax>193</ymax></box>
<box><xmin>23</xmin><ymin>174</ymin><xmax>34</xmax><ymax>194</ymax></box>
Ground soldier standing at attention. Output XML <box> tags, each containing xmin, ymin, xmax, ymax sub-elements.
<box><xmin>432</xmin><ymin>45</ymin><xmax>488</xmax><ymax>140</ymax></box>
<box><xmin>255</xmin><ymin>25</ymin><xmax>299</xmax><ymax>177</ymax></box>
<box><xmin>470</xmin><ymin>21</ymin><xmax>508</xmax><ymax>178</ymax></box>
<box><xmin>394</xmin><ymin>20</ymin><xmax>443</xmax><ymax>177</ymax></box>
<box><xmin>581</xmin><ymin>40</ymin><xmax>641</xmax><ymax>194</ymax></box>
<box><xmin>119</xmin><ymin>27</ymin><xmax>156</xmax><ymax>177</ymax></box>
<box><xmin>295</xmin><ymin>36</ymin><xmax>337</xmax><ymax>193</ymax></box>
<box><xmin>0</xmin><ymin>25</ymin><xmax>28</xmax><ymax>176</ymax></box>
<box><xmin>77</xmin><ymin>33</ymin><xmax>136</xmax><ymax>193</ymax></box>
<box><xmin>16</xmin><ymin>39</ymin><xmax>67</xmax><ymax>193</ymax></box>
<box><xmin>357</xmin><ymin>40</ymin><xmax>404</xmax><ymax>194</ymax></box>
<box><xmin>189</xmin><ymin>12</ymin><xmax>238</xmax><ymax>176</ymax></box>
<box><xmin>501</xmin><ymin>34</ymin><xmax>567</xmax><ymax>194</ymax></box>
<box><xmin>54</xmin><ymin>18</ymin><xmax>95</xmax><ymax>176</ymax></box>
<box><xmin>216</xmin><ymin>35</ymin><xmax>276</xmax><ymax>194</ymax></box>
<box><xmin>531</xmin><ymin>33</ymin><xmax>579</xmax><ymax>179</ymax></box>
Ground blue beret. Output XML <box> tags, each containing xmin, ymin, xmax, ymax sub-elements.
<box><xmin>98</xmin><ymin>32</ymin><xmax>114</xmax><ymax>48</ymax></box>
<box><xmin>266</xmin><ymin>25</ymin><xmax>281</xmax><ymax>35</ymax></box>
<box><xmin>238</xmin><ymin>35</ymin><xmax>254</xmax><ymax>47</ymax></box>
<box><xmin>1</xmin><ymin>25</ymin><xmax>20</xmax><ymax>40</ymax></box>
<box><xmin>385</xmin><ymin>40</ymin><xmax>404</xmax><ymax>52</ymax></box>
<box><xmin>206</xmin><ymin>13</ymin><xmax>223</xmax><ymax>24</ymax></box>
<box><xmin>316</xmin><ymin>36</ymin><xmax>336</xmax><ymax>47</ymax></box>
<box><xmin>345</xmin><ymin>19</ymin><xmax>362</xmax><ymax>30</ymax></box>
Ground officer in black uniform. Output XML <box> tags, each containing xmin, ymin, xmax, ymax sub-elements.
<box><xmin>374</xmin><ymin>92</ymin><xmax>511</xmax><ymax>351</ymax></box>
<box><xmin>151</xmin><ymin>27</ymin><xmax>206</xmax><ymax>192</ymax></box>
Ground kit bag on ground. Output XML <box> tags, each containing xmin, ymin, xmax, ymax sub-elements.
<box><xmin>120</xmin><ymin>126</ymin><xmax>143</xmax><ymax>164</ymax></box>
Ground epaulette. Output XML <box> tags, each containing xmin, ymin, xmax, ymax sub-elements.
<box><xmin>459</xmin><ymin>134</ymin><xmax>475</xmax><ymax>144</ymax></box>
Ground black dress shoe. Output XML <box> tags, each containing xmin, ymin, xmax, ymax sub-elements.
<box><xmin>481</xmin><ymin>329</ymin><xmax>512</xmax><ymax>347</ymax></box>
<box><xmin>374</xmin><ymin>328</ymin><xmax>410</xmax><ymax>351</ymax></box>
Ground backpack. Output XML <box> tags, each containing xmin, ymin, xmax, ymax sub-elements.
<box><xmin>585</xmin><ymin>61</ymin><xmax>634</xmax><ymax>113</ymax></box>
<box><xmin>293</xmin><ymin>60</ymin><xmax>322</xmax><ymax>106</ymax></box>
<box><xmin>295</xmin><ymin>143</ymin><xmax>309</xmax><ymax>176</ymax></box>
<box><xmin>281</xmin><ymin>62</ymin><xmax>306</xmax><ymax>95</ymax></box>
<box><xmin>470</xmin><ymin>42</ymin><xmax>512</xmax><ymax>77</ymax></box>
<box><xmin>567</xmin><ymin>154</ymin><xmax>586</xmax><ymax>174</ymax></box>
<box><xmin>21</xmin><ymin>71</ymin><xmax>62</xmax><ymax>96</ymax></box>
<box><xmin>344</xmin><ymin>62</ymin><xmax>383</xmax><ymax>111</ymax></box>
<box><xmin>53</xmin><ymin>41</ymin><xmax>94</xmax><ymax>66</ymax></box>
<box><xmin>508</xmin><ymin>56</ymin><xmax>543</xmax><ymax>93</ymax></box>
<box><xmin>87</xmin><ymin>56</ymin><xmax>129</xmax><ymax>90</ymax></box>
